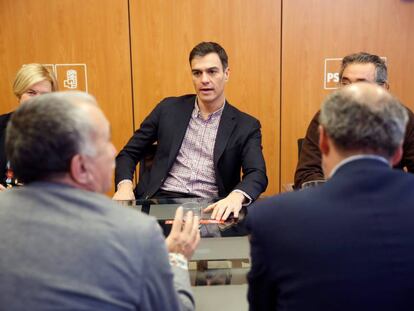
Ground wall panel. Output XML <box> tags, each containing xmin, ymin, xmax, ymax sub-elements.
<box><xmin>0</xmin><ymin>0</ymin><xmax>134</xmax><ymax>194</ymax></box>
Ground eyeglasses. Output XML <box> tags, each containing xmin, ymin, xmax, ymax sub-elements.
<box><xmin>339</xmin><ymin>79</ymin><xmax>386</xmax><ymax>87</ymax></box>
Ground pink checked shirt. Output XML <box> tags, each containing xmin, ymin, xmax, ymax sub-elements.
<box><xmin>160</xmin><ymin>100</ymin><xmax>224</xmax><ymax>197</ymax></box>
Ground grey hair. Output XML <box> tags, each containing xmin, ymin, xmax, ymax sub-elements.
<box><xmin>319</xmin><ymin>84</ymin><xmax>408</xmax><ymax>158</ymax></box>
<box><xmin>6</xmin><ymin>91</ymin><xmax>98</xmax><ymax>183</ymax></box>
<box><xmin>339</xmin><ymin>52</ymin><xmax>388</xmax><ymax>85</ymax></box>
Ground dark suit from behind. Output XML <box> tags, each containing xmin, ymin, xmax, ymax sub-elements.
<box><xmin>247</xmin><ymin>158</ymin><xmax>414</xmax><ymax>311</ymax></box>
<box><xmin>115</xmin><ymin>94</ymin><xmax>267</xmax><ymax>199</ymax></box>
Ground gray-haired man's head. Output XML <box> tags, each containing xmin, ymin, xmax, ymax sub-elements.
<box><xmin>6</xmin><ymin>91</ymin><xmax>115</xmax><ymax>192</ymax></box>
<box><xmin>319</xmin><ymin>83</ymin><xmax>408</xmax><ymax>159</ymax></box>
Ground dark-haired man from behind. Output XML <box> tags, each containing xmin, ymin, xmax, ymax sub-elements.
<box><xmin>294</xmin><ymin>52</ymin><xmax>414</xmax><ymax>189</ymax></box>
<box><xmin>0</xmin><ymin>92</ymin><xmax>199</xmax><ymax>311</ymax></box>
<box><xmin>247</xmin><ymin>83</ymin><xmax>414</xmax><ymax>310</ymax></box>
<box><xmin>114</xmin><ymin>41</ymin><xmax>267</xmax><ymax>220</ymax></box>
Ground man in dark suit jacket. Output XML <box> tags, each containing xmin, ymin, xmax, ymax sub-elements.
<box><xmin>294</xmin><ymin>52</ymin><xmax>414</xmax><ymax>189</ymax></box>
<box><xmin>247</xmin><ymin>83</ymin><xmax>414</xmax><ymax>310</ymax></box>
<box><xmin>114</xmin><ymin>42</ymin><xmax>267</xmax><ymax>221</ymax></box>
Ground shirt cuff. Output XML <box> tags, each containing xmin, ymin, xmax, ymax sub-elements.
<box><xmin>232</xmin><ymin>189</ymin><xmax>252</xmax><ymax>206</ymax></box>
<box><xmin>117</xmin><ymin>179</ymin><xmax>133</xmax><ymax>188</ymax></box>
<box><xmin>168</xmin><ymin>253</ymin><xmax>188</xmax><ymax>270</ymax></box>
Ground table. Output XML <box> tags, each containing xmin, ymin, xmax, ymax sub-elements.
<box><xmin>118</xmin><ymin>198</ymin><xmax>250</xmax><ymax>311</ymax></box>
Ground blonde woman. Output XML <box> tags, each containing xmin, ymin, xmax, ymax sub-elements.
<box><xmin>0</xmin><ymin>64</ymin><xmax>58</xmax><ymax>189</ymax></box>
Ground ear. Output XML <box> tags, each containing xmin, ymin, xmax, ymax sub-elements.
<box><xmin>383</xmin><ymin>81</ymin><xmax>390</xmax><ymax>90</ymax></box>
<box><xmin>224</xmin><ymin>67</ymin><xmax>230</xmax><ymax>82</ymax></box>
<box><xmin>390</xmin><ymin>144</ymin><xmax>403</xmax><ymax>166</ymax></box>
<box><xmin>318</xmin><ymin>125</ymin><xmax>330</xmax><ymax>156</ymax></box>
<box><xmin>70</xmin><ymin>154</ymin><xmax>90</xmax><ymax>186</ymax></box>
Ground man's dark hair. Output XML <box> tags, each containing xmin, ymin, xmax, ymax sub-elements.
<box><xmin>6</xmin><ymin>92</ymin><xmax>96</xmax><ymax>183</ymax></box>
<box><xmin>339</xmin><ymin>52</ymin><xmax>388</xmax><ymax>85</ymax></box>
<box><xmin>189</xmin><ymin>42</ymin><xmax>228</xmax><ymax>70</ymax></box>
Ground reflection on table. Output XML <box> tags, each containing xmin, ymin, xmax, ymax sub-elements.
<box><xmin>117</xmin><ymin>197</ymin><xmax>250</xmax><ymax>311</ymax></box>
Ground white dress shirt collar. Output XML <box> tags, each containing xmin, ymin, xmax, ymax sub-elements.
<box><xmin>329</xmin><ymin>154</ymin><xmax>390</xmax><ymax>178</ymax></box>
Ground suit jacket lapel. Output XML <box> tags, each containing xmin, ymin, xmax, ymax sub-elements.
<box><xmin>167</xmin><ymin>97</ymin><xmax>194</xmax><ymax>168</ymax></box>
<box><xmin>214</xmin><ymin>102</ymin><xmax>236</xmax><ymax>166</ymax></box>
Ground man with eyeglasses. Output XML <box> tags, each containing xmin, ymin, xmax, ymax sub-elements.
<box><xmin>294</xmin><ymin>52</ymin><xmax>414</xmax><ymax>189</ymax></box>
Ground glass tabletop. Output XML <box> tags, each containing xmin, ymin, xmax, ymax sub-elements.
<box><xmin>115</xmin><ymin>197</ymin><xmax>249</xmax><ymax>238</ymax></box>
<box><xmin>115</xmin><ymin>197</ymin><xmax>251</xmax><ymax>310</ymax></box>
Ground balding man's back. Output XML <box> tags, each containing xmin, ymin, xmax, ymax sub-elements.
<box><xmin>248</xmin><ymin>160</ymin><xmax>414</xmax><ymax>310</ymax></box>
<box><xmin>0</xmin><ymin>182</ymin><xmax>193</xmax><ymax>311</ymax></box>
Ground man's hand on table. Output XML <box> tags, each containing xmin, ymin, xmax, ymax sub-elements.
<box><xmin>203</xmin><ymin>191</ymin><xmax>245</xmax><ymax>221</ymax></box>
<box><xmin>112</xmin><ymin>180</ymin><xmax>135</xmax><ymax>200</ymax></box>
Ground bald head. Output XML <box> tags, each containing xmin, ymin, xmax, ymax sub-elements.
<box><xmin>319</xmin><ymin>83</ymin><xmax>408</xmax><ymax>158</ymax></box>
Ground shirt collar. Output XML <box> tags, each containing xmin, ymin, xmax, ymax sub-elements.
<box><xmin>329</xmin><ymin>154</ymin><xmax>390</xmax><ymax>178</ymax></box>
<box><xmin>193</xmin><ymin>98</ymin><xmax>226</xmax><ymax>119</ymax></box>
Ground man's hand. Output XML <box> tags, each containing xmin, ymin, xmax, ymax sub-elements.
<box><xmin>112</xmin><ymin>181</ymin><xmax>135</xmax><ymax>200</ymax></box>
<box><xmin>203</xmin><ymin>191</ymin><xmax>245</xmax><ymax>221</ymax></box>
<box><xmin>0</xmin><ymin>184</ymin><xmax>6</xmax><ymax>191</ymax></box>
<box><xmin>165</xmin><ymin>206</ymin><xmax>200</xmax><ymax>260</ymax></box>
